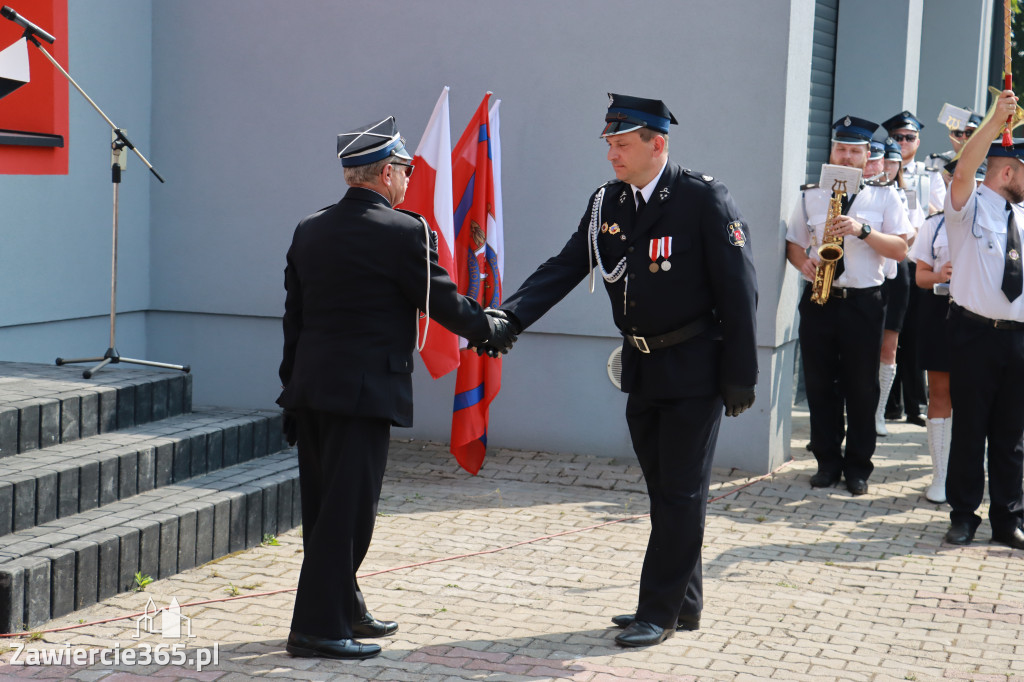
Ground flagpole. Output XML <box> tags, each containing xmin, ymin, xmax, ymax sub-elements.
<box><xmin>1004</xmin><ymin>0</ymin><xmax>1014</xmax><ymax>146</ymax></box>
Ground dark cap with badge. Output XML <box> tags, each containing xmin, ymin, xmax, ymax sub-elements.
<box><xmin>831</xmin><ymin>115</ymin><xmax>878</xmax><ymax>144</ymax></box>
<box><xmin>987</xmin><ymin>138</ymin><xmax>1024</xmax><ymax>161</ymax></box>
<box><xmin>869</xmin><ymin>139</ymin><xmax>885</xmax><ymax>160</ymax></box>
<box><xmin>337</xmin><ymin>116</ymin><xmax>413</xmax><ymax>167</ymax></box>
<box><xmin>601</xmin><ymin>93</ymin><xmax>679</xmax><ymax>137</ymax></box>
<box><xmin>883</xmin><ymin>137</ymin><xmax>903</xmax><ymax>161</ymax></box>
<box><xmin>881</xmin><ymin>110</ymin><xmax>924</xmax><ymax>132</ymax></box>
<box><xmin>965</xmin><ymin>110</ymin><xmax>982</xmax><ymax>129</ymax></box>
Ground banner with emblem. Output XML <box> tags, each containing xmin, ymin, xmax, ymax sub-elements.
<box><xmin>403</xmin><ymin>87</ymin><xmax>461</xmax><ymax>379</ymax></box>
<box><xmin>449</xmin><ymin>93</ymin><xmax>503</xmax><ymax>475</ymax></box>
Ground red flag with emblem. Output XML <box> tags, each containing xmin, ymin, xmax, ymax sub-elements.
<box><xmin>449</xmin><ymin>93</ymin><xmax>503</xmax><ymax>475</ymax></box>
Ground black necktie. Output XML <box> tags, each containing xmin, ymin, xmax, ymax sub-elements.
<box><xmin>635</xmin><ymin>190</ymin><xmax>646</xmax><ymax>215</ymax></box>
<box><xmin>1003</xmin><ymin>201</ymin><xmax>1023</xmax><ymax>302</ymax></box>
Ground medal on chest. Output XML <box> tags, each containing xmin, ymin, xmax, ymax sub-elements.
<box><xmin>649</xmin><ymin>237</ymin><xmax>672</xmax><ymax>272</ymax></box>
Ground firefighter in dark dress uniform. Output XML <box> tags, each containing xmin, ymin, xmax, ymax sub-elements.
<box><xmin>941</xmin><ymin>89</ymin><xmax>1024</xmax><ymax>550</ymax></box>
<box><xmin>278</xmin><ymin>117</ymin><xmax>515</xmax><ymax>660</ymax></box>
<box><xmin>495</xmin><ymin>94</ymin><xmax>758</xmax><ymax>648</ymax></box>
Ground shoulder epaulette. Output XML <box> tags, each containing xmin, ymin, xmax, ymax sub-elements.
<box><xmin>395</xmin><ymin>207</ymin><xmax>427</xmax><ymax>222</ymax></box>
<box><xmin>683</xmin><ymin>168</ymin><xmax>714</xmax><ymax>183</ymax></box>
<box><xmin>799</xmin><ymin>183</ymin><xmax>818</xmax><ymax>191</ymax></box>
<box><xmin>927</xmin><ymin>210</ymin><xmax>945</xmax><ymax>218</ymax></box>
<box><xmin>924</xmin><ymin>165</ymin><xmax>943</xmax><ymax>173</ymax></box>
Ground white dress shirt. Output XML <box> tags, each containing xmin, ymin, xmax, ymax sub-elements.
<box><xmin>787</xmin><ymin>183</ymin><xmax>911</xmax><ymax>289</ymax></box>
<box><xmin>945</xmin><ymin>184</ymin><xmax>1024</xmax><ymax>321</ymax></box>
<box><xmin>909</xmin><ymin>212</ymin><xmax>949</xmax><ymax>269</ymax></box>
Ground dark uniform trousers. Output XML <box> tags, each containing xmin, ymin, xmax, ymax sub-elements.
<box><xmin>946</xmin><ymin>314</ymin><xmax>1024</xmax><ymax>534</ymax></box>
<box><xmin>798</xmin><ymin>284</ymin><xmax>885</xmax><ymax>480</ymax></box>
<box><xmin>290</xmin><ymin>411</ymin><xmax>390</xmax><ymax>639</ymax></box>
<box><xmin>626</xmin><ymin>393</ymin><xmax>721</xmax><ymax>627</ymax></box>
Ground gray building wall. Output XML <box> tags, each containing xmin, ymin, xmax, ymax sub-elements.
<box><xmin>142</xmin><ymin>0</ymin><xmax>814</xmax><ymax>472</ymax></box>
<box><xmin>3</xmin><ymin>0</ymin><xmax>988</xmax><ymax>474</ymax></box>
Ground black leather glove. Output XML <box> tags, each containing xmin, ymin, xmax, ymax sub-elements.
<box><xmin>721</xmin><ymin>384</ymin><xmax>755</xmax><ymax>417</ymax></box>
<box><xmin>471</xmin><ymin>309</ymin><xmax>518</xmax><ymax>358</ymax></box>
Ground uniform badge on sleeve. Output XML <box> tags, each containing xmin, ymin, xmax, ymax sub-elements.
<box><xmin>726</xmin><ymin>220</ymin><xmax>746</xmax><ymax>247</ymax></box>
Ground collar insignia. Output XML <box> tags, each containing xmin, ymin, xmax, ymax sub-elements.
<box><xmin>659</xmin><ymin>187</ymin><xmax>670</xmax><ymax>201</ymax></box>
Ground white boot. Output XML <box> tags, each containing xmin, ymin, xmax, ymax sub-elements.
<box><xmin>875</xmin><ymin>363</ymin><xmax>897</xmax><ymax>437</ymax></box>
<box><xmin>925</xmin><ymin>417</ymin><xmax>950</xmax><ymax>503</ymax></box>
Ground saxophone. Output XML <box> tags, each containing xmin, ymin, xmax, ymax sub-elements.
<box><xmin>810</xmin><ymin>179</ymin><xmax>847</xmax><ymax>305</ymax></box>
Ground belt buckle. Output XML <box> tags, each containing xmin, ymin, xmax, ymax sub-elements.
<box><xmin>633</xmin><ymin>335</ymin><xmax>650</xmax><ymax>353</ymax></box>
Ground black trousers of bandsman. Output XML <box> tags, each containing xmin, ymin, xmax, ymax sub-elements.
<box><xmin>798</xmin><ymin>285</ymin><xmax>885</xmax><ymax>481</ymax></box>
<box><xmin>946</xmin><ymin>312</ymin><xmax>1024</xmax><ymax>535</ymax></box>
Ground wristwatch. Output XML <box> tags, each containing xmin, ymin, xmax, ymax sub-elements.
<box><xmin>857</xmin><ymin>223</ymin><xmax>872</xmax><ymax>240</ymax></box>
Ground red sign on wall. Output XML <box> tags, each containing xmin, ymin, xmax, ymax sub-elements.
<box><xmin>0</xmin><ymin>0</ymin><xmax>69</xmax><ymax>175</ymax></box>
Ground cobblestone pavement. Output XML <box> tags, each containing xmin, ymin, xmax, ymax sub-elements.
<box><xmin>0</xmin><ymin>408</ymin><xmax>1021</xmax><ymax>681</ymax></box>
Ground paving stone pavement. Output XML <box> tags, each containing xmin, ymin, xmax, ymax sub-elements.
<box><xmin>0</xmin><ymin>407</ymin><xmax>1021</xmax><ymax>681</ymax></box>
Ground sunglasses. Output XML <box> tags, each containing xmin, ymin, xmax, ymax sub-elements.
<box><xmin>891</xmin><ymin>134</ymin><xmax>918</xmax><ymax>143</ymax></box>
<box><xmin>390</xmin><ymin>161</ymin><xmax>415</xmax><ymax>178</ymax></box>
<box><xmin>950</xmin><ymin>129</ymin><xmax>975</xmax><ymax>139</ymax></box>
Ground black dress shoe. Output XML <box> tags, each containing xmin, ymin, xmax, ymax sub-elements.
<box><xmin>905</xmin><ymin>414</ymin><xmax>926</xmax><ymax>427</ymax></box>
<box><xmin>944</xmin><ymin>522</ymin><xmax>976</xmax><ymax>545</ymax></box>
<box><xmin>614</xmin><ymin>620</ymin><xmax>674</xmax><ymax>647</ymax></box>
<box><xmin>611</xmin><ymin>613</ymin><xmax>700</xmax><ymax>631</ymax></box>
<box><xmin>884</xmin><ymin>409</ymin><xmax>902</xmax><ymax>421</ymax></box>
<box><xmin>352</xmin><ymin>612</ymin><xmax>398</xmax><ymax>638</ymax></box>
<box><xmin>286</xmin><ymin>631</ymin><xmax>381</xmax><ymax>659</ymax></box>
<box><xmin>991</xmin><ymin>527</ymin><xmax>1024</xmax><ymax>550</ymax></box>
<box><xmin>810</xmin><ymin>471</ymin><xmax>841</xmax><ymax>488</ymax></box>
<box><xmin>846</xmin><ymin>478</ymin><xmax>868</xmax><ymax>496</ymax></box>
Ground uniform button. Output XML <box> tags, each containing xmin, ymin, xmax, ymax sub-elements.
<box><xmin>627</xmin><ymin>246</ymin><xmax>635</xmax><ymax>253</ymax></box>
<box><xmin>629</xmin><ymin>273</ymin><xmax>636</xmax><ymax>280</ymax></box>
<box><xmin>629</xmin><ymin>301</ymin><xmax>636</xmax><ymax>308</ymax></box>
<box><xmin>631</xmin><ymin>326</ymin><xmax>638</xmax><ymax>332</ymax></box>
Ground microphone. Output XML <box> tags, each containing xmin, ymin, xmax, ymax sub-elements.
<box><xmin>1</xmin><ymin>6</ymin><xmax>56</xmax><ymax>44</ymax></box>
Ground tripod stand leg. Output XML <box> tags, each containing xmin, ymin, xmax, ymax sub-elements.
<box><xmin>118</xmin><ymin>357</ymin><xmax>190</xmax><ymax>373</ymax></box>
<box><xmin>83</xmin><ymin>357</ymin><xmax>114</xmax><ymax>379</ymax></box>
<box><xmin>56</xmin><ymin>356</ymin><xmax>106</xmax><ymax>366</ymax></box>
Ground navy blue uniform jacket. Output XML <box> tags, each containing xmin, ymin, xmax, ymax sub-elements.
<box><xmin>278</xmin><ymin>187</ymin><xmax>490</xmax><ymax>426</ymax></box>
<box><xmin>502</xmin><ymin>161</ymin><xmax>758</xmax><ymax>398</ymax></box>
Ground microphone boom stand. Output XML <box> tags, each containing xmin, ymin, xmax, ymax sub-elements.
<box><xmin>15</xmin><ymin>30</ymin><xmax>189</xmax><ymax>378</ymax></box>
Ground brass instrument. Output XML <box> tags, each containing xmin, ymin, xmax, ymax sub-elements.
<box><xmin>810</xmin><ymin>179</ymin><xmax>848</xmax><ymax>305</ymax></box>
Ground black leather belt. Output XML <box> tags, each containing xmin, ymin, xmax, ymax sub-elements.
<box><xmin>624</xmin><ymin>315</ymin><xmax>714</xmax><ymax>354</ymax></box>
<box><xmin>951</xmin><ymin>302</ymin><xmax>1024</xmax><ymax>330</ymax></box>
<box><xmin>828</xmin><ymin>285</ymin><xmax>882</xmax><ymax>299</ymax></box>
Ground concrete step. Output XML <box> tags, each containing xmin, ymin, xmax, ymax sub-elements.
<box><xmin>0</xmin><ymin>362</ymin><xmax>193</xmax><ymax>459</ymax></box>
<box><xmin>0</xmin><ymin>407</ymin><xmax>286</xmax><ymax>538</ymax></box>
<box><xmin>0</xmin><ymin>450</ymin><xmax>299</xmax><ymax>633</ymax></box>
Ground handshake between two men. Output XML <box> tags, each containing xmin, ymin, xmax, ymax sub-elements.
<box><xmin>469</xmin><ymin>308</ymin><xmax>520</xmax><ymax>358</ymax></box>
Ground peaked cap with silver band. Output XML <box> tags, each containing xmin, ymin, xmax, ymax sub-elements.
<box><xmin>881</xmin><ymin>110</ymin><xmax>924</xmax><ymax>133</ymax></box>
<box><xmin>601</xmin><ymin>93</ymin><xmax>678</xmax><ymax>137</ymax></box>
<box><xmin>831</xmin><ymin>115</ymin><xmax>878</xmax><ymax>145</ymax></box>
<box><xmin>337</xmin><ymin>116</ymin><xmax>413</xmax><ymax>167</ymax></box>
